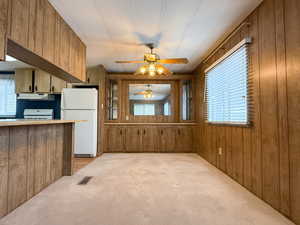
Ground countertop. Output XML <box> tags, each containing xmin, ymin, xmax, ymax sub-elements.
<box><xmin>0</xmin><ymin>119</ymin><xmax>85</xmax><ymax>127</ymax></box>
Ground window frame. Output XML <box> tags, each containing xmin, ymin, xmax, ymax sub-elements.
<box><xmin>0</xmin><ymin>73</ymin><xmax>17</xmax><ymax>118</ymax></box>
<box><xmin>204</xmin><ymin>38</ymin><xmax>252</xmax><ymax>127</ymax></box>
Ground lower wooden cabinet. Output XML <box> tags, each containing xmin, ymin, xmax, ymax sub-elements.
<box><xmin>105</xmin><ymin>125</ymin><xmax>196</xmax><ymax>153</ymax></box>
<box><xmin>159</xmin><ymin>127</ymin><xmax>176</xmax><ymax>152</ymax></box>
<box><xmin>175</xmin><ymin>127</ymin><xmax>194</xmax><ymax>152</ymax></box>
<box><xmin>106</xmin><ymin>127</ymin><xmax>125</xmax><ymax>152</ymax></box>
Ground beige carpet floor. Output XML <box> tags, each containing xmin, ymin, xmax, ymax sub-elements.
<box><xmin>0</xmin><ymin>153</ymin><xmax>295</xmax><ymax>225</ymax></box>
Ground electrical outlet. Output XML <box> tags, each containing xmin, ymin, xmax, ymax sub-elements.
<box><xmin>218</xmin><ymin>147</ymin><xmax>222</xmax><ymax>155</ymax></box>
<box><xmin>126</xmin><ymin>115</ymin><xmax>129</xmax><ymax>120</ymax></box>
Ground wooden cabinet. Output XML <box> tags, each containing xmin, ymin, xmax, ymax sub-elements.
<box><xmin>3</xmin><ymin>0</ymin><xmax>86</xmax><ymax>82</ymax></box>
<box><xmin>9</xmin><ymin>0</ymin><xmax>30</xmax><ymax>48</ymax></box>
<box><xmin>125</xmin><ymin>127</ymin><xmax>143</xmax><ymax>152</ymax></box>
<box><xmin>142</xmin><ymin>127</ymin><xmax>158</xmax><ymax>152</ymax></box>
<box><xmin>106</xmin><ymin>126</ymin><xmax>125</xmax><ymax>152</ymax></box>
<box><xmin>51</xmin><ymin>75</ymin><xmax>66</xmax><ymax>93</ymax></box>
<box><xmin>34</xmin><ymin>69</ymin><xmax>51</xmax><ymax>93</ymax></box>
<box><xmin>175</xmin><ymin>127</ymin><xmax>194</xmax><ymax>152</ymax></box>
<box><xmin>15</xmin><ymin>68</ymin><xmax>66</xmax><ymax>93</ymax></box>
<box><xmin>42</xmin><ymin>0</ymin><xmax>56</xmax><ymax>62</ymax></box>
<box><xmin>0</xmin><ymin>0</ymin><xmax>8</xmax><ymax>61</ymax></box>
<box><xmin>86</xmin><ymin>66</ymin><xmax>106</xmax><ymax>84</ymax></box>
<box><xmin>59</xmin><ymin>18</ymin><xmax>70</xmax><ymax>74</ymax></box>
<box><xmin>105</xmin><ymin>125</ymin><xmax>196</xmax><ymax>153</ymax></box>
<box><xmin>15</xmin><ymin>68</ymin><xmax>33</xmax><ymax>93</ymax></box>
<box><xmin>159</xmin><ymin>127</ymin><xmax>176</xmax><ymax>152</ymax></box>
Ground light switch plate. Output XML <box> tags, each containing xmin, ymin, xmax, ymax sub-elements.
<box><xmin>218</xmin><ymin>147</ymin><xmax>222</xmax><ymax>155</ymax></box>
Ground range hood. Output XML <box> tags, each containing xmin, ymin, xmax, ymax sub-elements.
<box><xmin>17</xmin><ymin>93</ymin><xmax>55</xmax><ymax>101</ymax></box>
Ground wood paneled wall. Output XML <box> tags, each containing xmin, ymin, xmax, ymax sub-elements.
<box><xmin>194</xmin><ymin>0</ymin><xmax>300</xmax><ymax>224</ymax></box>
<box><xmin>0</xmin><ymin>124</ymin><xmax>74</xmax><ymax>218</ymax></box>
<box><xmin>0</xmin><ymin>0</ymin><xmax>86</xmax><ymax>82</ymax></box>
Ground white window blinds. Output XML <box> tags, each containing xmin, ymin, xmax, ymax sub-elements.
<box><xmin>0</xmin><ymin>75</ymin><xmax>17</xmax><ymax>117</ymax></box>
<box><xmin>205</xmin><ymin>38</ymin><xmax>251</xmax><ymax>125</ymax></box>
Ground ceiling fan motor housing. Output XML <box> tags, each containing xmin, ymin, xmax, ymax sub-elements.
<box><xmin>144</xmin><ymin>53</ymin><xmax>160</xmax><ymax>63</ymax></box>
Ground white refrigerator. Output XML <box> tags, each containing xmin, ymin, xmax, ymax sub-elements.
<box><xmin>61</xmin><ymin>88</ymin><xmax>98</xmax><ymax>157</ymax></box>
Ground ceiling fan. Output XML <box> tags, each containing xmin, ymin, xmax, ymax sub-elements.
<box><xmin>133</xmin><ymin>85</ymin><xmax>153</xmax><ymax>98</ymax></box>
<box><xmin>115</xmin><ymin>43</ymin><xmax>189</xmax><ymax>76</ymax></box>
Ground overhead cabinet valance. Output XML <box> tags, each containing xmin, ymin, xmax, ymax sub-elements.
<box><xmin>0</xmin><ymin>0</ymin><xmax>86</xmax><ymax>83</ymax></box>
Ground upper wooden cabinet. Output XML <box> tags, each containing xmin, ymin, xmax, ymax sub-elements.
<box><xmin>4</xmin><ymin>0</ymin><xmax>86</xmax><ymax>82</ymax></box>
<box><xmin>51</xmin><ymin>75</ymin><xmax>66</xmax><ymax>93</ymax></box>
<box><xmin>86</xmin><ymin>65</ymin><xmax>106</xmax><ymax>84</ymax></box>
<box><xmin>34</xmin><ymin>69</ymin><xmax>51</xmax><ymax>93</ymax></box>
<box><xmin>0</xmin><ymin>0</ymin><xmax>8</xmax><ymax>61</ymax></box>
<box><xmin>9</xmin><ymin>0</ymin><xmax>30</xmax><ymax>48</ymax></box>
<box><xmin>15</xmin><ymin>69</ymin><xmax>33</xmax><ymax>93</ymax></box>
<box><xmin>15</xmin><ymin>68</ymin><xmax>66</xmax><ymax>93</ymax></box>
<box><xmin>43</xmin><ymin>0</ymin><xmax>56</xmax><ymax>62</ymax></box>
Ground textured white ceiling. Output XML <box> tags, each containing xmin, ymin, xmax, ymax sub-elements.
<box><xmin>49</xmin><ymin>0</ymin><xmax>262</xmax><ymax>73</ymax></box>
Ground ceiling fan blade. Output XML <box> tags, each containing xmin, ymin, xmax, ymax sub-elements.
<box><xmin>158</xmin><ymin>58</ymin><xmax>189</xmax><ymax>64</ymax></box>
<box><xmin>134</xmin><ymin>91</ymin><xmax>146</xmax><ymax>95</ymax></box>
<box><xmin>115</xmin><ymin>60</ymin><xmax>145</xmax><ymax>64</ymax></box>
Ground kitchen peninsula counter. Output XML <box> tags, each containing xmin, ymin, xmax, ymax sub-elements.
<box><xmin>0</xmin><ymin>119</ymin><xmax>84</xmax><ymax>127</ymax></box>
<box><xmin>0</xmin><ymin>120</ymin><xmax>82</xmax><ymax>218</ymax></box>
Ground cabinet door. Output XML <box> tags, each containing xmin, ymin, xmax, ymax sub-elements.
<box><xmin>86</xmin><ymin>66</ymin><xmax>102</xmax><ymax>84</ymax></box>
<box><xmin>142</xmin><ymin>127</ymin><xmax>158</xmax><ymax>152</ymax></box>
<box><xmin>51</xmin><ymin>76</ymin><xmax>66</xmax><ymax>93</ymax></box>
<box><xmin>34</xmin><ymin>69</ymin><xmax>51</xmax><ymax>93</ymax></box>
<box><xmin>106</xmin><ymin>127</ymin><xmax>125</xmax><ymax>152</ymax></box>
<box><xmin>15</xmin><ymin>69</ymin><xmax>33</xmax><ymax>93</ymax></box>
<box><xmin>42</xmin><ymin>0</ymin><xmax>56</xmax><ymax>63</ymax></box>
<box><xmin>125</xmin><ymin>127</ymin><xmax>143</xmax><ymax>152</ymax></box>
<box><xmin>9</xmin><ymin>0</ymin><xmax>30</xmax><ymax>48</ymax></box>
<box><xmin>0</xmin><ymin>0</ymin><xmax>8</xmax><ymax>61</ymax></box>
<box><xmin>175</xmin><ymin>127</ymin><xmax>193</xmax><ymax>152</ymax></box>
<box><xmin>159</xmin><ymin>127</ymin><xmax>176</xmax><ymax>152</ymax></box>
<box><xmin>59</xmin><ymin>19</ymin><xmax>70</xmax><ymax>73</ymax></box>
<box><xmin>79</xmin><ymin>40</ymin><xmax>86</xmax><ymax>81</ymax></box>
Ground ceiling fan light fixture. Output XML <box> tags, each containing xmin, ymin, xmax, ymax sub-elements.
<box><xmin>157</xmin><ymin>66</ymin><xmax>164</xmax><ymax>75</ymax></box>
<box><xmin>148</xmin><ymin>63</ymin><xmax>156</xmax><ymax>72</ymax></box>
<box><xmin>149</xmin><ymin>71</ymin><xmax>156</xmax><ymax>77</ymax></box>
<box><xmin>140</xmin><ymin>66</ymin><xmax>146</xmax><ymax>74</ymax></box>
<box><xmin>144</xmin><ymin>89</ymin><xmax>153</xmax><ymax>99</ymax></box>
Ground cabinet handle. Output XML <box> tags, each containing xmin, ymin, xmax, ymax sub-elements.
<box><xmin>120</xmin><ymin>130</ymin><xmax>122</xmax><ymax>135</ymax></box>
<box><xmin>87</xmin><ymin>78</ymin><xmax>90</xmax><ymax>83</ymax></box>
<box><xmin>137</xmin><ymin>130</ymin><xmax>140</xmax><ymax>135</ymax></box>
<box><xmin>178</xmin><ymin>129</ymin><xmax>181</xmax><ymax>135</ymax></box>
<box><xmin>35</xmin><ymin>85</ymin><xmax>38</xmax><ymax>92</ymax></box>
<box><xmin>161</xmin><ymin>130</ymin><xmax>163</xmax><ymax>135</ymax></box>
<box><xmin>52</xmin><ymin>86</ymin><xmax>54</xmax><ymax>92</ymax></box>
<box><xmin>29</xmin><ymin>85</ymin><xmax>32</xmax><ymax>91</ymax></box>
<box><xmin>143</xmin><ymin>130</ymin><xmax>146</xmax><ymax>135</ymax></box>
